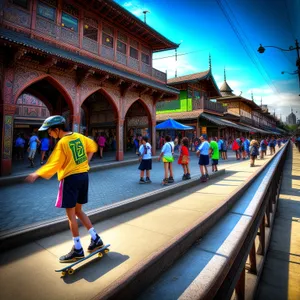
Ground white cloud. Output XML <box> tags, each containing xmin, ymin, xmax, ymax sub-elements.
<box><xmin>153</xmin><ymin>55</ymin><xmax>198</xmax><ymax>79</ymax></box>
<box><xmin>123</xmin><ymin>2</ymin><xmax>133</xmax><ymax>7</ymax></box>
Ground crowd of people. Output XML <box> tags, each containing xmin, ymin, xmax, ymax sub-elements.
<box><xmin>138</xmin><ymin>134</ymin><xmax>289</xmax><ymax>184</ymax></box>
<box><xmin>14</xmin><ymin>132</ymin><xmax>52</xmax><ymax>167</ymax></box>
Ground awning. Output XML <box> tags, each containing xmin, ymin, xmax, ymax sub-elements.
<box><xmin>200</xmin><ymin>113</ymin><xmax>251</xmax><ymax>132</ymax></box>
<box><xmin>156</xmin><ymin>118</ymin><xmax>194</xmax><ymax>130</ymax></box>
<box><xmin>238</xmin><ymin>124</ymin><xmax>271</xmax><ymax>135</ymax></box>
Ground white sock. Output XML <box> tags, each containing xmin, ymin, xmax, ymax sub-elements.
<box><xmin>73</xmin><ymin>236</ymin><xmax>82</xmax><ymax>250</ymax></box>
<box><xmin>88</xmin><ymin>227</ymin><xmax>98</xmax><ymax>240</ymax></box>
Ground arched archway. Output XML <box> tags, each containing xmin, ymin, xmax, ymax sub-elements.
<box><xmin>81</xmin><ymin>88</ymin><xmax>119</xmax><ymax>159</ymax></box>
<box><xmin>14</xmin><ymin>75</ymin><xmax>74</xmax><ymax>114</ymax></box>
<box><xmin>124</xmin><ymin>99</ymin><xmax>152</xmax><ymax>153</ymax></box>
<box><xmin>11</xmin><ymin>76</ymin><xmax>74</xmax><ymax>168</ymax></box>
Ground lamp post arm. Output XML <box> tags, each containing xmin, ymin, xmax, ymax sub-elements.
<box><xmin>262</xmin><ymin>45</ymin><xmax>295</xmax><ymax>52</ymax></box>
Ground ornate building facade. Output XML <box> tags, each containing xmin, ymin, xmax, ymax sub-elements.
<box><xmin>0</xmin><ymin>0</ymin><xmax>180</xmax><ymax>175</ymax></box>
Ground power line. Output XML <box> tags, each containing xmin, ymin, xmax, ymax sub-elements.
<box><xmin>216</xmin><ymin>0</ymin><xmax>283</xmax><ymax>99</ymax></box>
<box><xmin>153</xmin><ymin>48</ymin><xmax>210</xmax><ymax>60</ymax></box>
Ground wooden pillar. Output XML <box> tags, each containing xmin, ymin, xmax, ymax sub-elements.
<box><xmin>235</xmin><ymin>266</ymin><xmax>245</xmax><ymax>300</ymax></box>
<box><xmin>116</xmin><ymin>118</ymin><xmax>124</xmax><ymax>160</ymax></box>
<box><xmin>151</xmin><ymin>119</ymin><xmax>156</xmax><ymax>156</ymax></box>
<box><xmin>257</xmin><ymin>216</ymin><xmax>266</xmax><ymax>255</ymax></box>
<box><xmin>248</xmin><ymin>241</ymin><xmax>257</xmax><ymax>274</ymax></box>
<box><xmin>72</xmin><ymin>85</ymin><xmax>81</xmax><ymax>132</ymax></box>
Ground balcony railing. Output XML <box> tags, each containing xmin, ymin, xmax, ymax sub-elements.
<box><xmin>203</xmin><ymin>99</ymin><xmax>227</xmax><ymax>114</ymax></box>
<box><xmin>2</xmin><ymin>6</ymin><xmax>168</xmax><ymax>83</ymax></box>
<box><xmin>240</xmin><ymin>115</ymin><xmax>253</xmax><ymax>125</ymax></box>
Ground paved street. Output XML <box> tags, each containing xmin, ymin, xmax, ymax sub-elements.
<box><xmin>1</xmin><ymin>151</ymin><xmax>243</xmax><ymax>232</ymax></box>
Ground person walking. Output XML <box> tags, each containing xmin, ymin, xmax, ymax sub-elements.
<box><xmin>97</xmin><ymin>132</ymin><xmax>106</xmax><ymax>159</ymax></box>
<box><xmin>260</xmin><ymin>138</ymin><xmax>267</xmax><ymax>159</ymax></box>
<box><xmin>222</xmin><ymin>137</ymin><xmax>228</xmax><ymax>160</ymax></box>
<box><xmin>243</xmin><ymin>137</ymin><xmax>250</xmax><ymax>159</ymax></box>
<box><xmin>232</xmin><ymin>138</ymin><xmax>241</xmax><ymax>160</ymax></box>
<box><xmin>209</xmin><ymin>137</ymin><xmax>220</xmax><ymax>173</ymax></box>
<box><xmin>40</xmin><ymin>136</ymin><xmax>50</xmax><ymax>165</ymax></box>
<box><xmin>269</xmin><ymin>137</ymin><xmax>276</xmax><ymax>155</ymax></box>
<box><xmin>25</xmin><ymin>115</ymin><xmax>104</xmax><ymax>263</ymax></box>
<box><xmin>158</xmin><ymin>135</ymin><xmax>174</xmax><ymax>185</ymax></box>
<box><xmin>27</xmin><ymin>132</ymin><xmax>40</xmax><ymax>167</ymax></box>
<box><xmin>249</xmin><ymin>139</ymin><xmax>259</xmax><ymax>167</ymax></box>
<box><xmin>134</xmin><ymin>135</ymin><xmax>140</xmax><ymax>155</ymax></box>
<box><xmin>178</xmin><ymin>137</ymin><xmax>191</xmax><ymax>180</ymax></box>
<box><xmin>138</xmin><ymin>136</ymin><xmax>152</xmax><ymax>184</ymax></box>
<box><xmin>15</xmin><ymin>133</ymin><xmax>25</xmax><ymax>160</ymax></box>
<box><xmin>196</xmin><ymin>134</ymin><xmax>210</xmax><ymax>182</ymax></box>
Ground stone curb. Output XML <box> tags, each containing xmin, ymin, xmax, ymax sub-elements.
<box><xmin>0</xmin><ymin>157</ymin><xmax>155</xmax><ymax>187</ymax></box>
<box><xmin>0</xmin><ymin>169</ymin><xmax>224</xmax><ymax>251</ymax></box>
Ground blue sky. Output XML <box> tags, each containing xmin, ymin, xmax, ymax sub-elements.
<box><xmin>114</xmin><ymin>0</ymin><xmax>300</xmax><ymax>121</ymax></box>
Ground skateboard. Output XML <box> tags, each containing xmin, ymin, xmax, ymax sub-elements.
<box><xmin>55</xmin><ymin>244</ymin><xmax>110</xmax><ymax>277</ymax></box>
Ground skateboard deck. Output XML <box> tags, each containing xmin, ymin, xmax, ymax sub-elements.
<box><xmin>55</xmin><ymin>244</ymin><xmax>110</xmax><ymax>276</ymax></box>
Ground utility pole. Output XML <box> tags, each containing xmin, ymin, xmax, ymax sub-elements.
<box><xmin>143</xmin><ymin>10</ymin><xmax>150</xmax><ymax>24</ymax></box>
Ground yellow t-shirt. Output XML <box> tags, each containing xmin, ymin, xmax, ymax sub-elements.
<box><xmin>36</xmin><ymin>132</ymin><xmax>98</xmax><ymax>181</ymax></box>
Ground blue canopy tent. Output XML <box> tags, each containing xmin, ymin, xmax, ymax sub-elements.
<box><xmin>156</xmin><ymin>118</ymin><xmax>194</xmax><ymax>130</ymax></box>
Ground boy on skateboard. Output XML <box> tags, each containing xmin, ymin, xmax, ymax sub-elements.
<box><xmin>25</xmin><ymin>115</ymin><xmax>104</xmax><ymax>263</ymax></box>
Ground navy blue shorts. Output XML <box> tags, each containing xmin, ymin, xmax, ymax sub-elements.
<box><xmin>138</xmin><ymin>159</ymin><xmax>152</xmax><ymax>171</ymax></box>
<box><xmin>212</xmin><ymin>159</ymin><xmax>218</xmax><ymax>165</ymax></box>
<box><xmin>55</xmin><ymin>173</ymin><xmax>89</xmax><ymax>208</ymax></box>
<box><xmin>199</xmin><ymin>154</ymin><xmax>209</xmax><ymax>166</ymax></box>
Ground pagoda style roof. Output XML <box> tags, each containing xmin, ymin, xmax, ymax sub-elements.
<box><xmin>167</xmin><ymin>69</ymin><xmax>221</xmax><ymax>98</ymax></box>
<box><xmin>219</xmin><ymin>81</ymin><xmax>235</xmax><ymax>96</ymax></box>
<box><xmin>167</xmin><ymin>70</ymin><xmax>210</xmax><ymax>84</ymax></box>
<box><xmin>0</xmin><ymin>28</ymin><xmax>179</xmax><ymax>96</ymax></box>
<box><xmin>79</xmin><ymin>0</ymin><xmax>179</xmax><ymax>52</ymax></box>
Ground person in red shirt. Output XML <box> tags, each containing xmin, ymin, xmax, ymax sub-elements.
<box><xmin>178</xmin><ymin>137</ymin><xmax>191</xmax><ymax>180</ymax></box>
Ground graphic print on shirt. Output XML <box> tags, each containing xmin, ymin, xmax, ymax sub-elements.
<box><xmin>69</xmin><ymin>138</ymin><xmax>87</xmax><ymax>165</ymax></box>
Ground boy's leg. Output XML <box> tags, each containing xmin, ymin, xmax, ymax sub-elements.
<box><xmin>146</xmin><ymin>170</ymin><xmax>150</xmax><ymax>178</ymax></box>
<box><xmin>74</xmin><ymin>204</ymin><xmax>92</xmax><ymax>231</ymax></box>
<box><xmin>75</xmin><ymin>204</ymin><xmax>104</xmax><ymax>252</ymax></box>
<box><xmin>59</xmin><ymin>207</ymin><xmax>84</xmax><ymax>263</ymax></box>
<box><xmin>169</xmin><ymin>163</ymin><xmax>174</xmax><ymax>178</ymax></box>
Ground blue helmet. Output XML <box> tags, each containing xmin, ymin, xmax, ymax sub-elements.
<box><xmin>39</xmin><ymin>115</ymin><xmax>66</xmax><ymax>131</ymax></box>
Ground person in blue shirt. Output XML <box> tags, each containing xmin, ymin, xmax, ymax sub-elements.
<box><xmin>28</xmin><ymin>132</ymin><xmax>40</xmax><ymax>167</ymax></box>
<box><xmin>40</xmin><ymin>136</ymin><xmax>50</xmax><ymax>165</ymax></box>
<box><xmin>260</xmin><ymin>138</ymin><xmax>267</xmax><ymax>159</ymax></box>
<box><xmin>217</xmin><ymin>137</ymin><xmax>224</xmax><ymax>160</ymax></box>
<box><xmin>243</xmin><ymin>137</ymin><xmax>250</xmax><ymax>159</ymax></box>
<box><xmin>269</xmin><ymin>137</ymin><xmax>276</xmax><ymax>155</ymax></box>
<box><xmin>196</xmin><ymin>134</ymin><xmax>210</xmax><ymax>182</ymax></box>
<box><xmin>15</xmin><ymin>133</ymin><xmax>25</xmax><ymax>160</ymax></box>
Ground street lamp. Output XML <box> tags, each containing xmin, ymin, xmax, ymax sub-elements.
<box><xmin>258</xmin><ymin>39</ymin><xmax>300</xmax><ymax>95</ymax></box>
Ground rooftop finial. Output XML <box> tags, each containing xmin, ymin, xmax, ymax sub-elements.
<box><xmin>261</xmin><ymin>97</ymin><xmax>262</xmax><ymax>107</ymax></box>
<box><xmin>224</xmin><ymin>68</ymin><xmax>226</xmax><ymax>81</ymax></box>
<box><xmin>209</xmin><ymin>53</ymin><xmax>211</xmax><ymax>70</ymax></box>
<box><xmin>251</xmin><ymin>91</ymin><xmax>254</xmax><ymax>101</ymax></box>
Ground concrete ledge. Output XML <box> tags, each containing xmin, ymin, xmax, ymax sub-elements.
<box><xmin>94</xmin><ymin>146</ymin><xmax>287</xmax><ymax>300</ymax></box>
<box><xmin>0</xmin><ymin>169</ymin><xmax>224</xmax><ymax>251</ymax></box>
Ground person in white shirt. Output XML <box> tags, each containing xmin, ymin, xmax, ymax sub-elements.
<box><xmin>158</xmin><ymin>135</ymin><xmax>175</xmax><ymax>185</ymax></box>
<box><xmin>196</xmin><ymin>134</ymin><xmax>210</xmax><ymax>182</ymax></box>
<box><xmin>138</xmin><ymin>136</ymin><xmax>152</xmax><ymax>184</ymax></box>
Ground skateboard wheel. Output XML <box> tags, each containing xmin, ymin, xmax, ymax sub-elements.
<box><xmin>98</xmin><ymin>252</ymin><xmax>103</xmax><ymax>258</ymax></box>
<box><xmin>61</xmin><ymin>271</ymin><xmax>66</xmax><ymax>277</ymax></box>
<box><xmin>68</xmin><ymin>268</ymin><xmax>75</xmax><ymax>275</ymax></box>
<box><xmin>104</xmin><ymin>249</ymin><xmax>109</xmax><ymax>254</ymax></box>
